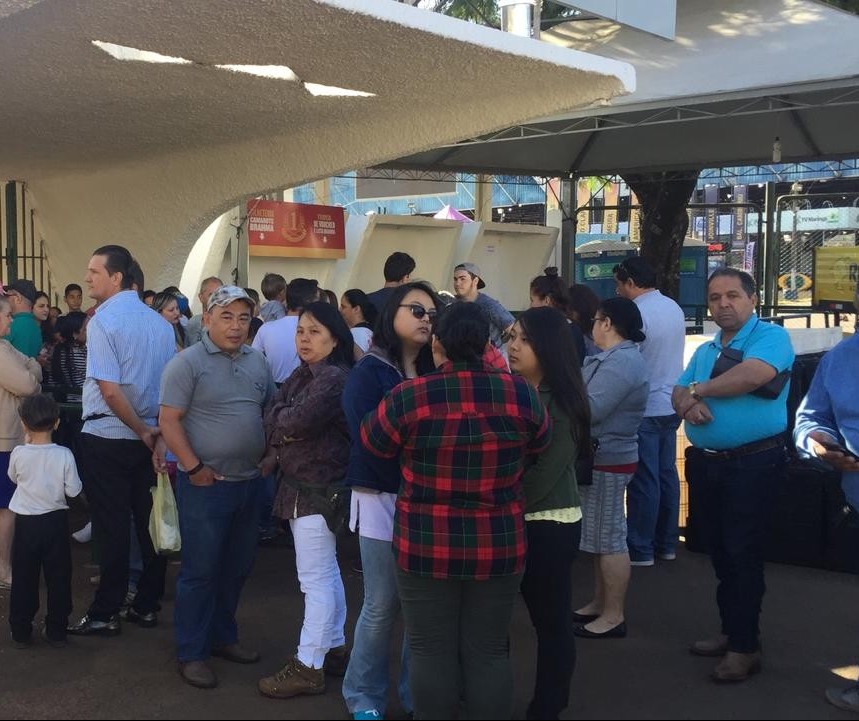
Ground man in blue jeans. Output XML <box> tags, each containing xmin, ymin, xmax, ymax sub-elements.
<box><xmin>614</xmin><ymin>257</ymin><xmax>686</xmax><ymax>566</ymax></box>
<box><xmin>159</xmin><ymin>286</ymin><xmax>276</xmax><ymax>689</ymax></box>
<box><xmin>673</xmin><ymin>268</ymin><xmax>794</xmax><ymax>683</ymax></box>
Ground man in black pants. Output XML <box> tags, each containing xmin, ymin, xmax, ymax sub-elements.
<box><xmin>68</xmin><ymin>245</ymin><xmax>175</xmax><ymax>636</ymax></box>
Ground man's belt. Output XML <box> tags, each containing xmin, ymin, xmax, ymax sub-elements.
<box><xmin>697</xmin><ymin>434</ymin><xmax>785</xmax><ymax>461</ymax></box>
<box><xmin>82</xmin><ymin>413</ymin><xmax>113</xmax><ymax>422</ymax></box>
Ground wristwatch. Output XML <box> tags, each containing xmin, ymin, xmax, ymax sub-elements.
<box><xmin>689</xmin><ymin>382</ymin><xmax>702</xmax><ymax>402</ymax></box>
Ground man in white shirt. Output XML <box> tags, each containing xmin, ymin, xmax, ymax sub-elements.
<box><xmin>614</xmin><ymin>257</ymin><xmax>686</xmax><ymax>567</ymax></box>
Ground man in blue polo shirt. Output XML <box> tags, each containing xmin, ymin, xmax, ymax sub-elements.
<box><xmin>672</xmin><ymin>268</ymin><xmax>794</xmax><ymax>684</ymax></box>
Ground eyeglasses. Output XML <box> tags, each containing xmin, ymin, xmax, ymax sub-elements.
<box><xmin>591</xmin><ymin>315</ymin><xmax>607</xmax><ymax>324</ymax></box>
<box><xmin>399</xmin><ymin>304</ymin><xmax>437</xmax><ymax>321</ymax></box>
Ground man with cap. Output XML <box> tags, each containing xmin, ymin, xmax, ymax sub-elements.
<box><xmin>453</xmin><ymin>263</ymin><xmax>514</xmax><ymax>350</ymax></box>
<box><xmin>2</xmin><ymin>279</ymin><xmax>42</xmax><ymax>357</ymax></box>
<box><xmin>159</xmin><ymin>285</ymin><xmax>276</xmax><ymax>689</ymax></box>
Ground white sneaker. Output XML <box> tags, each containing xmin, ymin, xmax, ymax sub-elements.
<box><xmin>629</xmin><ymin>558</ymin><xmax>654</xmax><ymax>567</ymax></box>
<box><xmin>657</xmin><ymin>552</ymin><xmax>677</xmax><ymax>561</ymax></box>
<box><xmin>72</xmin><ymin>522</ymin><xmax>92</xmax><ymax>543</ymax></box>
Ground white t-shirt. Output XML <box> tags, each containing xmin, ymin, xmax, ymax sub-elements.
<box><xmin>634</xmin><ymin>289</ymin><xmax>686</xmax><ymax>417</ymax></box>
<box><xmin>349</xmin><ymin>490</ymin><xmax>397</xmax><ymax>542</ymax></box>
<box><xmin>252</xmin><ymin>315</ymin><xmax>300</xmax><ymax>383</ymax></box>
<box><xmin>350</xmin><ymin>326</ymin><xmax>373</xmax><ymax>354</ymax></box>
<box><xmin>8</xmin><ymin>443</ymin><xmax>83</xmax><ymax>515</ymax></box>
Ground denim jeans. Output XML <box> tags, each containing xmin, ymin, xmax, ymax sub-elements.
<box><xmin>174</xmin><ymin>472</ymin><xmax>263</xmax><ymax>662</ymax></box>
<box><xmin>626</xmin><ymin>414</ymin><xmax>682</xmax><ymax>562</ymax></box>
<box><xmin>396</xmin><ymin>568</ymin><xmax>522</xmax><ymax>720</ymax></box>
<box><xmin>342</xmin><ymin>536</ymin><xmax>412</xmax><ymax>715</ymax></box>
<box><xmin>685</xmin><ymin>444</ymin><xmax>784</xmax><ymax>653</ymax></box>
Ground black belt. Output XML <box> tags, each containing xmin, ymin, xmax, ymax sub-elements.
<box><xmin>696</xmin><ymin>435</ymin><xmax>785</xmax><ymax>462</ymax></box>
<box><xmin>82</xmin><ymin>413</ymin><xmax>113</xmax><ymax>422</ymax></box>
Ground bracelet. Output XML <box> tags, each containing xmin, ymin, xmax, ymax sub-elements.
<box><xmin>187</xmin><ymin>461</ymin><xmax>205</xmax><ymax>476</ymax></box>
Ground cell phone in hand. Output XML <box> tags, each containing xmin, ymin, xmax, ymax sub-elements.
<box><xmin>819</xmin><ymin>440</ymin><xmax>859</xmax><ymax>463</ymax></box>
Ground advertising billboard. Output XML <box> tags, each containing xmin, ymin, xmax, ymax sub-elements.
<box><xmin>247</xmin><ymin>200</ymin><xmax>345</xmax><ymax>259</ymax></box>
<box><xmin>812</xmin><ymin>246</ymin><xmax>859</xmax><ymax>310</ymax></box>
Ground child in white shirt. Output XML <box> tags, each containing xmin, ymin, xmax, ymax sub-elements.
<box><xmin>8</xmin><ymin>393</ymin><xmax>82</xmax><ymax>647</ymax></box>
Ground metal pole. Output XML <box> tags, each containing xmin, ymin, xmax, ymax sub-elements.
<box><xmin>762</xmin><ymin>181</ymin><xmax>777</xmax><ymax>311</ymax></box>
<box><xmin>499</xmin><ymin>0</ymin><xmax>537</xmax><ymax>37</ymax></box>
<box><xmin>5</xmin><ymin>182</ymin><xmax>18</xmax><ymax>282</ymax></box>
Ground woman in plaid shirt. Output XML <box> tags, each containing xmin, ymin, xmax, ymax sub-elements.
<box><xmin>362</xmin><ymin>302</ymin><xmax>550</xmax><ymax>720</ymax></box>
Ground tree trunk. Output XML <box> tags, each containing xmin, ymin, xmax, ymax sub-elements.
<box><xmin>623</xmin><ymin>170</ymin><xmax>701</xmax><ymax>300</ymax></box>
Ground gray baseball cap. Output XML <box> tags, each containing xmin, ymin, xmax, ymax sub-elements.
<box><xmin>206</xmin><ymin>285</ymin><xmax>255</xmax><ymax>312</ymax></box>
<box><xmin>454</xmin><ymin>262</ymin><xmax>486</xmax><ymax>289</ymax></box>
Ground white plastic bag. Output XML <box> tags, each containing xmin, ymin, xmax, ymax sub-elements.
<box><xmin>149</xmin><ymin>472</ymin><xmax>181</xmax><ymax>554</ymax></box>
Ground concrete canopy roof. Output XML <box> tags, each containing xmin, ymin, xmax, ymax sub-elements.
<box><xmin>385</xmin><ymin>0</ymin><xmax>859</xmax><ymax>177</ymax></box>
<box><xmin>0</xmin><ymin>0</ymin><xmax>633</xmax><ymax>288</ymax></box>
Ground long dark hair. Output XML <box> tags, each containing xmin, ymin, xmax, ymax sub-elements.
<box><xmin>343</xmin><ymin>288</ymin><xmax>378</xmax><ymax>328</ymax></box>
<box><xmin>371</xmin><ymin>281</ymin><xmax>442</xmax><ymax>375</ymax></box>
<box><xmin>51</xmin><ymin>311</ymin><xmax>87</xmax><ymax>387</ymax></box>
<box><xmin>299</xmin><ymin>301</ymin><xmax>356</xmax><ymax>369</ymax></box>
<box><xmin>517</xmin><ymin>307</ymin><xmax>591</xmax><ymax>447</ymax></box>
<box><xmin>568</xmin><ymin>283</ymin><xmax>601</xmax><ymax>336</ymax></box>
<box><xmin>151</xmin><ymin>291</ymin><xmax>186</xmax><ymax>347</ymax></box>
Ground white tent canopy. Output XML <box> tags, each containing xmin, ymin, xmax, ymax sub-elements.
<box><xmin>386</xmin><ymin>0</ymin><xmax>859</xmax><ymax>176</ymax></box>
<box><xmin>0</xmin><ymin>0</ymin><xmax>633</xmax><ymax>289</ymax></box>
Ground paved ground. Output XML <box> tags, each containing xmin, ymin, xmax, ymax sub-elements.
<box><xmin>0</xmin><ymin>521</ymin><xmax>857</xmax><ymax>720</ymax></box>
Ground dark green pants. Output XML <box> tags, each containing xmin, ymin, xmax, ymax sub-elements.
<box><xmin>395</xmin><ymin>567</ymin><xmax>522</xmax><ymax>720</ymax></box>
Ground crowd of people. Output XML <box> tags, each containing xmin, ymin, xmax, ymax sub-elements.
<box><xmin>1</xmin><ymin>244</ymin><xmax>858</xmax><ymax>719</ymax></box>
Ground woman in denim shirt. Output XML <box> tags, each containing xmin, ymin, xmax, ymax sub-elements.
<box><xmin>574</xmin><ymin>297</ymin><xmax>649</xmax><ymax>640</ymax></box>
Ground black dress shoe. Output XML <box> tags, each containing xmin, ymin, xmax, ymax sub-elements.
<box><xmin>571</xmin><ymin>611</ymin><xmax>600</xmax><ymax>624</ymax></box>
<box><xmin>67</xmin><ymin>614</ymin><xmax>121</xmax><ymax>637</ymax></box>
<box><xmin>573</xmin><ymin>621</ymin><xmax>627</xmax><ymax>639</ymax></box>
<box><xmin>120</xmin><ymin>607</ymin><xmax>157</xmax><ymax>628</ymax></box>
<box><xmin>178</xmin><ymin>660</ymin><xmax>218</xmax><ymax>689</ymax></box>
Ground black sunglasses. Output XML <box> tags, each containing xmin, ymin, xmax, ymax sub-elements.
<box><xmin>399</xmin><ymin>304</ymin><xmax>437</xmax><ymax>321</ymax></box>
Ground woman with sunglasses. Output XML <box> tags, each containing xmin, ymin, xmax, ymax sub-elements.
<box><xmin>507</xmin><ymin>306</ymin><xmax>591</xmax><ymax>720</ymax></box>
<box><xmin>257</xmin><ymin>302</ymin><xmax>355</xmax><ymax>701</ymax></box>
<box><xmin>573</xmin><ymin>297</ymin><xmax>648</xmax><ymax>639</ymax></box>
<box><xmin>340</xmin><ymin>281</ymin><xmax>442</xmax><ymax>720</ymax></box>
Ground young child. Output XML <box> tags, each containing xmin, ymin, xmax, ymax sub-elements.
<box><xmin>259</xmin><ymin>272</ymin><xmax>287</xmax><ymax>322</ymax></box>
<box><xmin>8</xmin><ymin>393</ymin><xmax>82</xmax><ymax>648</ymax></box>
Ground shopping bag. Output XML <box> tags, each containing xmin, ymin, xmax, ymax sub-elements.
<box><xmin>149</xmin><ymin>471</ymin><xmax>181</xmax><ymax>554</ymax></box>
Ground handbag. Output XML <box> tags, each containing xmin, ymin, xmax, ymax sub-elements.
<box><xmin>149</xmin><ymin>471</ymin><xmax>181</xmax><ymax>554</ymax></box>
<box><xmin>281</xmin><ymin>472</ymin><xmax>351</xmax><ymax>535</ymax></box>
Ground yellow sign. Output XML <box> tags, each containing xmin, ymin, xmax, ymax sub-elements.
<box><xmin>812</xmin><ymin>246</ymin><xmax>859</xmax><ymax>308</ymax></box>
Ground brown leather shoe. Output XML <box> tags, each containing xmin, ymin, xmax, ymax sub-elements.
<box><xmin>259</xmin><ymin>656</ymin><xmax>325</xmax><ymax>699</ymax></box>
<box><xmin>178</xmin><ymin>660</ymin><xmax>218</xmax><ymax>689</ymax></box>
<box><xmin>323</xmin><ymin>644</ymin><xmax>350</xmax><ymax>677</ymax></box>
<box><xmin>690</xmin><ymin>634</ymin><xmax>729</xmax><ymax>657</ymax></box>
<box><xmin>711</xmin><ymin>650</ymin><xmax>762</xmax><ymax>683</ymax></box>
<box><xmin>211</xmin><ymin>643</ymin><xmax>260</xmax><ymax>664</ymax></box>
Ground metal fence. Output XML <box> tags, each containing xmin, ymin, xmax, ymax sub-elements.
<box><xmin>773</xmin><ymin>191</ymin><xmax>859</xmax><ymax>314</ymax></box>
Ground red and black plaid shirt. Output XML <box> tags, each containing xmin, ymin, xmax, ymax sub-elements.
<box><xmin>361</xmin><ymin>360</ymin><xmax>551</xmax><ymax>580</ymax></box>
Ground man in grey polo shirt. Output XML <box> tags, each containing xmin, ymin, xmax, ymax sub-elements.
<box><xmin>159</xmin><ymin>286</ymin><xmax>276</xmax><ymax>690</ymax></box>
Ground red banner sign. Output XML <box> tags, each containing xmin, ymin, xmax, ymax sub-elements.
<box><xmin>247</xmin><ymin>200</ymin><xmax>346</xmax><ymax>259</ymax></box>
